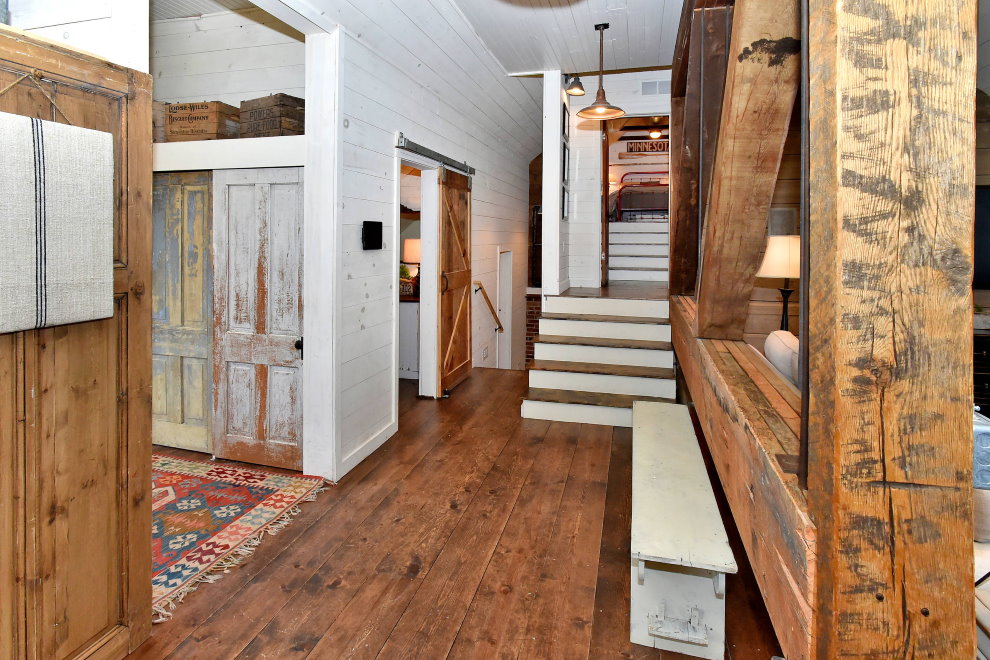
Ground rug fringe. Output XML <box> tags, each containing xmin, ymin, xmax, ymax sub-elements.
<box><xmin>152</xmin><ymin>481</ymin><xmax>326</xmax><ymax>623</ymax></box>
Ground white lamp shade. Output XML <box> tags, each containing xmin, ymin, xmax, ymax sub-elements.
<box><xmin>756</xmin><ymin>235</ymin><xmax>801</xmax><ymax>280</ymax></box>
<box><xmin>403</xmin><ymin>238</ymin><xmax>422</xmax><ymax>263</ymax></box>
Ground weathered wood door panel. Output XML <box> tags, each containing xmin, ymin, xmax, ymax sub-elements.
<box><xmin>438</xmin><ymin>168</ymin><xmax>472</xmax><ymax>394</ymax></box>
<box><xmin>152</xmin><ymin>172</ymin><xmax>213</xmax><ymax>452</ymax></box>
<box><xmin>0</xmin><ymin>26</ymin><xmax>152</xmax><ymax>660</ymax></box>
<box><xmin>213</xmin><ymin>168</ymin><xmax>304</xmax><ymax>470</ymax></box>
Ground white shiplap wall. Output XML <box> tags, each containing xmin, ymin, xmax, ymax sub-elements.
<box><xmin>150</xmin><ymin>8</ymin><xmax>305</xmax><ymax>105</ymax></box>
<box><xmin>566</xmin><ymin>69</ymin><xmax>672</xmax><ymax>287</ymax></box>
<box><xmin>332</xmin><ymin>1</ymin><xmax>542</xmax><ymax>470</ymax></box>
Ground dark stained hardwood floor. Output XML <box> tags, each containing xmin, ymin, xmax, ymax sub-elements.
<box><xmin>131</xmin><ymin>368</ymin><xmax>780</xmax><ymax>659</ymax></box>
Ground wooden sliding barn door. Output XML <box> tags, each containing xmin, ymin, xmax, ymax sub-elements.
<box><xmin>212</xmin><ymin>168</ymin><xmax>304</xmax><ymax>470</ymax></box>
<box><xmin>0</xmin><ymin>26</ymin><xmax>152</xmax><ymax>660</ymax></box>
<box><xmin>152</xmin><ymin>172</ymin><xmax>213</xmax><ymax>453</ymax></box>
<box><xmin>438</xmin><ymin>167</ymin><xmax>472</xmax><ymax>394</ymax></box>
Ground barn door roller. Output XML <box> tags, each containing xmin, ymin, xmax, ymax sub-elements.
<box><xmin>396</xmin><ymin>132</ymin><xmax>475</xmax><ymax>176</ymax></box>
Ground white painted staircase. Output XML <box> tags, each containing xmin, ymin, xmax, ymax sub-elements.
<box><xmin>608</xmin><ymin>220</ymin><xmax>669</xmax><ymax>282</ymax></box>
<box><xmin>521</xmin><ymin>294</ymin><xmax>675</xmax><ymax>427</ymax></box>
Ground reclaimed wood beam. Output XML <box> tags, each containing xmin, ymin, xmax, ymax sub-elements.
<box><xmin>806</xmin><ymin>0</ymin><xmax>977</xmax><ymax>657</ymax></box>
<box><xmin>668</xmin><ymin>9</ymin><xmax>704</xmax><ymax>296</ymax></box>
<box><xmin>698</xmin><ymin>7</ymin><xmax>732</xmax><ymax>224</ymax></box>
<box><xmin>669</xmin><ymin>0</ymin><xmax>696</xmax><ymax>98</ymax></box>
<box><xmin>694</xmin><ymin>0</ymin><xmax>800</xmax><ymax>339</ymax></box>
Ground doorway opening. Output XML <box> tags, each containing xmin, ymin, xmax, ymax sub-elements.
<box><xmin>151</xmin><ymin>167</ymin><xmax>305</xmax><ymax>471</ymax></box>
<box><xmin>602</xmin><ymin>115</ymin><xmax>670</xmax><ymax>286</ymax></box>
<box><xmin>399</xmin><ymin>165</ymin><xmax>423</xmax><ymax>393</ymax></box>
<box><xmin>394</xmin><ymin>148</ymin><xmax>474</xmax><ymax>418</ymax></box>
<box><xmin>497</xmin><ymin>250</ymin><xmax>513</xmax><ymax>368</ymax></box>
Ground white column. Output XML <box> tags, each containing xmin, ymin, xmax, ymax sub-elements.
<box><xmin>302</xmin><ymin>30</ymin><xmax>342</xmax><ymax>480</ymax></box>
<box><xmin>541</xmin><ymin>71</ymin><xmax>565</xmax><ymax>296</ymax></box>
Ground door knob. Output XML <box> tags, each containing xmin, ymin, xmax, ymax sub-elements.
<box><xmin>294</xmin><ymin>337</ymin><xmax>303</xmax><ymax>358</ymax></box>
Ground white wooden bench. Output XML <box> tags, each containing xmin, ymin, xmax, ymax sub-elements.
<box><xmin>630</xmin><ymin>401</ymin><xmax>738</xmax><ymax>659</ymax></box>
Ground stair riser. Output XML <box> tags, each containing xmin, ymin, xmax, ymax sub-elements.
<box><xmin>610</xmin><ymin>244</ymin><xmax>669</xmax><ymax>256</ymax></box>
<box><xmin>542</xmin><ymin>296</ymin><xmax>668</xmax><ymax>318</ymax></box>
<box><xmin>539</xmin><ymin>318</ymin><xmax>671</xmax><ymax>342</ymax></box>
<box><xmin>609</xmin><ymin>233</ymin><xmax>668</xmax><ymax>245</ymax></box>
<box><xmin>521</xmin><ymin>400</ymin><xmax>632</xmax><ymax>427</ymax></box>
<box><xmin>534</xmin><ymin>343</ymin><xmax>674</xmax><ymax>368</ymax></box>
<box><xmin>609</xmin><ymin>222</ymin><xmax>670</xmax><ymax>233</ymax></box>
<box><xmin>528</xmin><ymin>370</ymin><xmax>676</xmax><ymax>398</ymax></box>
<box><xmin>608</xmin><ymin>256</ymin><xmax>669</xmax><ymax>269</ymax></box>
<box><xmin>608</xmin><ymin>269</ymin><xmax>668</xmax><ymax>282</ymax></box>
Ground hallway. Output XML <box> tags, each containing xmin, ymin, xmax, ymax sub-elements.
<box><xmin>130</xmin><ymin>369</ymin><xmax>778</xmax><ymax>659</ymax></box>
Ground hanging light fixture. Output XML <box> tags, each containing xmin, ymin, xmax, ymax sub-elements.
<box><xmin>577</xmin><ymin>23</ymin><xmax>625</xmax><ymax>120</ymax></box>
<box><xmin>648</xmin><ymin>129</ymin><xmax>664</xmax><ymax>139</ymax></box>
<box><xmin>565</xmin><ymin>76</ymin><xmax>586</xmax><ymax>96</ymax></box>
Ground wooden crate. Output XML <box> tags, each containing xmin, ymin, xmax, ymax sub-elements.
<box><xmin>153</xmin><ymin>100</ymin><xmax>167</xmax><ymax>143</ymax></box>
<box><xmin>239</xmin><ymin>93</ymin><xmax>304</xmax><ymax>138</ymax></box>
<box><xmin>165</xmin><ymin>101</ymin><xmax>239</xmax><ymax>141</ymax></box>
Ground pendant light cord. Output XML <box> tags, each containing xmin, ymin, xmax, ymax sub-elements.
<box><xmin>597</xmin><ymin>26</ymin><xmax>604</xmax><ymax>91</ymax></box>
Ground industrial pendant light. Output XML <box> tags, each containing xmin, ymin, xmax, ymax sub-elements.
<box><xmin>577</xmin><ymin>23</ymin><xmax>625</xmax><ymax>120</ymax></box>
<box><xmin>565</xmin><ymin>76</ymin><xmax>586</xmax><ymax>96</ymax></box>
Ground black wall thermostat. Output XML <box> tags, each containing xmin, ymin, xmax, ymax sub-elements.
<box><xmin>362</xmin><ymin>221</ymin><xmax>383</xmax><ymax>250</ymax></box>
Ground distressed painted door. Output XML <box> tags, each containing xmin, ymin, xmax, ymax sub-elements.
<box><xmin>212</xmin><ymin>168</ymin><xmax>304</xmax><ymax>470</ymax></box>
<box><xmin>0</xmin><ymin>26</ymin><xmax>152</xmax><ymax>659</ymax></box>
<box><xmin>438</xmin><ymin>167</ymin><xmax>472</xmax><ymax>394</ymax></box>
<box><xmin>152</xmin><ymin>171</ymin><xmax>212</xmax><ymax>452</ymax></box>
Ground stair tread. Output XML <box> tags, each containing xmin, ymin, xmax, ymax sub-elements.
<box><xmin>609</xmin><ymin>266</ymin><xmax>669</xmax><ymax>272</ymax></box>
<box><xmin>524</xmin><ymin>388</ymin><xmax>675</xmax><ymax>409</ymax></box>
<box><xmin>541</xmin><ymin>312</ymin><xmax>669</xmax><ymax>324</ymax></box>
<box><xmin>530</xmin><ymin>360</ymin><xmax>674</xmax><ymax>379</ymax></box>
<box><xmin>534</xmin><ymin>334</ymin><xmax>673</xmax><ymax>351</ymax></box>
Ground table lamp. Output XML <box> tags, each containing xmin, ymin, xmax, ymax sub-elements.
<box><xmin>756</xmin><ymin>235</ymin><xmax>801</xmax><ymax>332</ymax></box>
<box><xmin>403</xmin><ymin>238</ymin><xmax>422</xmax><ymax>296</ymax></box>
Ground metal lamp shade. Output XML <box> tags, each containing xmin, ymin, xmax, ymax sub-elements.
<box><xmin>576</xmin><ymin>23</ymin><xmax>625</xmax><ymax>121</ymax></box>
<box><xmin>576</xmin><ymin>87</ymin><xmax>625</xmax><ymax>119</ymax></box>
<box><xmin>565</xmin><ymin>76</ymin><xmax>586</xmax><ymax>96</ymax></box>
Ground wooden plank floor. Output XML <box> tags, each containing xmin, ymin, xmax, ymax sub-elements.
<box><xmin>131</xmin><ymin>368</ymin><xmax>780</xmax><ymax>659</ymax></box>
<box><xmin>560</xmin><ymin>281</ymin><xmax>669</xmax><ymax>300</ymax></box>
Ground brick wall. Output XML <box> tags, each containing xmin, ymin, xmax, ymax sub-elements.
<box><xmin>525</xmin><ymin>293</ymin><xmax>541</xmax><ymax>364</ymax></box>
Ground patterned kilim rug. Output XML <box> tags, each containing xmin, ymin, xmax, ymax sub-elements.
<box><xmin>151</xmin><ymin>454</ymin><xmax>324</xmax><ymax>621</ymax></box>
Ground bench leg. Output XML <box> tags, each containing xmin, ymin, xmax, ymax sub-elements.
<box><xmin>629</xmin><ymin>558</ymin><xmax>728</xmax><ymax>660</ymax></box>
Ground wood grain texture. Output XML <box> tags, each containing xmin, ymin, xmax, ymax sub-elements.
<box><xmin>694</xmin><ymin>0</ymin><xmax>801</xmax><ymax>339</ymax></box>
<box><xmin>667</xmin><ymin>11</ymin><xmax>703</xmax><ymax>297</ymax></box>
<box><xmin>212</xmin><ymin>168</ymin><xmax>304</xmax><ymax>470</ymax></box>
<box><xmin>806</xmin><ymin>0</ymin><xmax>977</xmax><ymax>656</ymax></box>
<box><xmin>697</xmin><ymin>7</ymin><xmax>732</xmax><ymax>227</ymax></box>
<box><xmin>671</xmin><ymin>296</ymin><xmax>814</xmax><ymax>659</ymax></box>
<box><xmin>130</xmin><ymin>369</ymin><xmax>780</xmax><ymax>659</ymax></box>
<box><xmin>0</xmin><ymin>23</ymin><xmax>153</xmax><ymax>659</ymax></box>
<box><xmin>439</xmin><ymin>169</ymin><xmax>472</xmax><ymax>395</ymax></box>
<box><xmin>152</xmin><ymin>171</ymin><xmax>213</xmax><ymax>453</ymax></box>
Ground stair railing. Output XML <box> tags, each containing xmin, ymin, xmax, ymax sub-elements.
<box><xmin>472</xmin><ymin>281</ymin><xmax>504</xmax><ymax>333</ymax></box>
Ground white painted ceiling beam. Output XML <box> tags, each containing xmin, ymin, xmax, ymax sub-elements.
<box><xmin>248</xmin><ymin>0</ymin><xmax>329</xmax><ymax>34</ymax></box>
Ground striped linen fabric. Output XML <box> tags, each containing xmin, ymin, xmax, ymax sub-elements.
<box><xmin>0</xmin><ymin>111</ymin><xmax>113</xmax><ymax>333</ymax></box>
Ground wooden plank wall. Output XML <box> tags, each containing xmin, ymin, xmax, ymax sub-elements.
<box><xmin>977</xmin><ymin>89</ymin><xmax>990</xmax><ymax>185</ymax></box>
<box><xmin>807</xmin><ymin>0</ymin><xmax>977</xmax><ymax>656</ymax></box>
<box><xmin>151</xmin><ymin>8</ymin><xmax>305</xmax><ymax>106</ymax></box>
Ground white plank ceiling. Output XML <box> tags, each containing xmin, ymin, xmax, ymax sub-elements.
<box><xmin>449</xmin><ymin>0</ymin><xmax>683</xmax><ymax>75</ymax></box>
<box><xmin>151</xmin><ymin>0</ymin><xmax>255</xmax><ymax>21</ymax></box>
